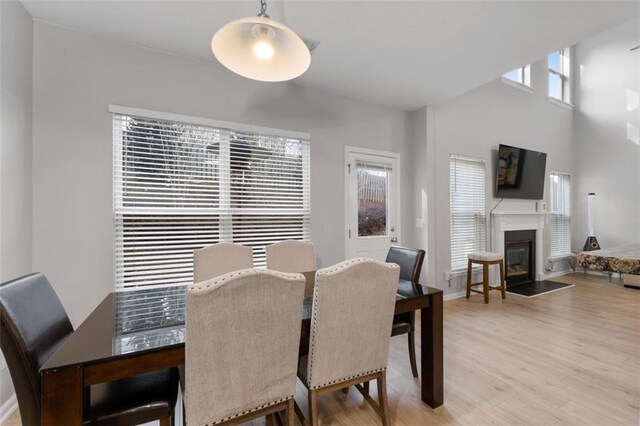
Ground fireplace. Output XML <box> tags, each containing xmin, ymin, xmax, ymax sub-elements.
<box><xmin>491</xmin><ymin>211</ymin><xmax>545</xmax><ymax>282</ymax></box>
<box><xmin>504</xmin><ymin>230</ymin><xmax>536</xmax><ymax>287</ymax></box>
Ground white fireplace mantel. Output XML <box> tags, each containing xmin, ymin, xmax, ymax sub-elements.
<box><xmin>491</xmin><ymin>211</ymin><xmax>546</xmax><ymax>281</ymax></box>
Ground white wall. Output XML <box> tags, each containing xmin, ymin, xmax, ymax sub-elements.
<box><xmin>32</xmin><ymin>22</ymin><xmax>410</xmax><ymax>326</ymax></box>
<box><xmin>573</xmin><ymin>19</ymin><xmax>640</xmax><ymax>249</ymax></box>
<box><xmin>403</xmin><ymin>106</ymin><xmax>433</xmax><ymax>284</ymax></box>
<box><xmin>421</xmin><ymin>57</ymin><xmax>575</xmax><ymax>295</ymax></box>
<box><xmin>0</xmin><ymin>0</ymin><xmax>33</xmax><ymax>411</ymax></box>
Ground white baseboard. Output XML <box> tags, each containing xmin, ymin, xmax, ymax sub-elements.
<box><xmin>0</xmin><ymin>394</ymin><xmax>17</xmax><ymax>423</ymax></box>
<box><xmin>444</xmin><ymin>291</ymin><xmax>466</xmax><ymax>301</ymax></box>
<box><xmin>542</xmin><ymin>270</ymin><xmax>573</xmax><ymax>280</ymax></box>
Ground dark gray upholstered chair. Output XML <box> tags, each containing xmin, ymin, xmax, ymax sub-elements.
<box><xmin>386</xmin><ymin>246</ymin><xmax>426</xmax><ymax>378</ymax></box>
<box><xmin>0</xmin><ymin>273</ymin><xmax>179</xmax><ymax>426</ymax></box>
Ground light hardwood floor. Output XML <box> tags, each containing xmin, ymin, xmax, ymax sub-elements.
<box><xmin>3</xmin><ymin>273</ymin><xmax>639</xmax><ymax>425</ymax></box>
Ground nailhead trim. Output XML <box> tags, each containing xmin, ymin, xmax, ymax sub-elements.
<box><xmin>307</xmin><ymin>258</ymin><xmax>398</xmax><ymax>387</ymax></box>
<box><xmin>203</xmin><ymin>396</ymin><xmax>294</xmax><ymax>425</ymax></box>
<box><xmin>188</xmin><ymin>268</ymin><xmax>304</xmax><ymax>292</ymax></box>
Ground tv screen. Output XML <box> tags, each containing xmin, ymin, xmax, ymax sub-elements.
<box><xmin>496</xmin><ymin>144</ymin><xmax>547</xmax><ymax>199</ymax></box>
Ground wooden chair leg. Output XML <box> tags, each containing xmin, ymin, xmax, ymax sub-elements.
<box><xmin>483</xmin><ymin>263</ymin><xmax>489</xmax><ymax>304</ymax></box>
<box><xmin>159</xmin><ymin>417</ymin><xmax>171</xmax><ymax>426</ymax></box>
<box><xmin>377</xmin><ymin>372</ymin><xmax>391</xmax><ymax>426</ymax></box>
<box><xmin>284</xmin><ymin>399</ymin><xmax>295</xmax><ymax>426</ymax></box>
<box><xmin>363</xmin><ymin>381</ymin><xmax>370</xmax><ymax>393</ymax></box>
<box><xmin>341</xmin><ymin>387</ymin><xmax>349</xmax><ymax>394</ymax></box>
<box><xmin>294</xmin><ymin>400</ymin><xmax>307</xmax><ymax>425</ymax></box>
<box><xmin>308</xmin><ymin>389</ymin><xmax>319</xmax><ymax>426</ymax></box>
<box><xmin>407</xmin><ymin>328</ymin><xmax>418</xmax><ymax>378</ymax></box>
<box><xmin>499</xmin><ymin>259</ymin><xmax>506</xmax><ymax>299</ymax></box>
<box><xmin>266</xmin><ymin>413</ymin><xmax>275</xmax><ymax>426</ymax></box>
<box><xmin>466</xmin><ymin>259</ymin><xmax>472</xmax><ymax>298</ymax></box>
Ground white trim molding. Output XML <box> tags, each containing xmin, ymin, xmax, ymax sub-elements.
<box><xmin>491</xmin><ymin>211</ymin><xmax>547</xmax><ymax>281</ymax></box>
<box><xmin>344</xmin><ymin>146</ymin><xmax>402</xmax><ymax>260</ymax></box>
<box><xmin>547</xmin><ymin>97</ymin><xmax>574</xmax><ymax>110</ymax></box>
<box><xmin>501</xmin><ymin>77</ymin><xmax>535</xmax><ymax>94</ymax></box>
<box><xmin>542</xmin><ymin>270</ymin><xmax>574</xmax><ymax>280</ymax></box>
<box><xmin>444</xmin><ymin>291</ymin><xmax>467</xmax><ymax>301</ymax></box>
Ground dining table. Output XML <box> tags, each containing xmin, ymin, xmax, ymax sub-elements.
<box><xmin>40</xmin><ymin>271</ymin><xmax>443</xmax><ymax>425</ymax></box>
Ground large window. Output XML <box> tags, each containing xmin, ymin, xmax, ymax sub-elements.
<box><xmin>112</xmin><ymin>106</ymin><xmax>310</xmax><ymax>290</ymax></box>
<box><xmin>549</xmin><ymin>172</ymin><xmax>571</xmax><ymax>257</ymax></box>
<box><xmin>503</xmin><ymin>64</ymin><xmax>531</xmax><ymax>87</ymax></box>
<box><xmin>548</xmin><ymin>48</ymin><xmax>571</xmax><ymax>103</ymax></box>
<box><xmin>450</xmin><ymin>155</ymin><xmax>487</xmax><ymax>271</ymax></box>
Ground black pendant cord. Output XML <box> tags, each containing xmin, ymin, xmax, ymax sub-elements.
<box><xmin>258</xmin><ymin>0</ymin><xmax>269</xmax><ymax>18</ymax></box>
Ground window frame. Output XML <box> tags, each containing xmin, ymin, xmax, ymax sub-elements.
<box><xmin>110</xmin><ymin>105</ymin><xmax>311</xmax><ymax>290</ymax></box>
<box><xmin>503</xmin><ymin>64</ymin><xmax>532</xmax><ymax>88</ymax></box>
<box><xmin>548</xmin><ymin>48</ymin><xmax>572</xmax><ymax>105</ymax></box>
<box><xmin>449</xmin><ymin>154</ymin><xmax>488</xmax><ymax>272</ymax></box>
<box><xmin>548</xmin><ymin>171</ymin><xmax>572</xmax><ymax>258</ymax></box>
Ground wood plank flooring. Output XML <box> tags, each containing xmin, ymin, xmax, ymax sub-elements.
<box><xmin>3</xmin><ymin>273</ymin><xmax>638</xmax><ymax>425</ymax></box>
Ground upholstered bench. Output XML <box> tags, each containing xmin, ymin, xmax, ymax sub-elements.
<box><xmin>466</xmin><ymin>252</ymin><xmax>506</xmax><ymax>303</ymax></box>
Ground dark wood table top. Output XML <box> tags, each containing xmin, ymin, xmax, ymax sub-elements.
<box><xmin>41</xmin><ymin>271</ymin><xmax>442</xmax><ymax>372</ymax></box>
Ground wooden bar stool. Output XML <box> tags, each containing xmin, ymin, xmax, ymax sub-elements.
<box><xmin>466</xmin><ymin>252</ymin><xmax>506</xmax><ymax>303</ymax></box>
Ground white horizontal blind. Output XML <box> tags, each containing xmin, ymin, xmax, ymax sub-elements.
<box><xmin>450</xmin><ymin>155</ymin><xmax>487</xmax><ymax>271</ymax></box>
<box><xmin>113</xmin><ymin>113</ymin><xmax>310</xmax><ymax>290</ymax></box>
<box><xmin>549</xmin><ymin>172</ymin><xmax>571</xmax><ymax>256</ymax></box>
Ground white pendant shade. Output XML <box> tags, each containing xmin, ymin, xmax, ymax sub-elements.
<box><xmin>212</xmin><ymin>16</ymin><xmax>311</xmax><ymax>82</ymax></box>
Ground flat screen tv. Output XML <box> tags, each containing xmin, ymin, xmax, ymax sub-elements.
<box><xmin>496</xmin><ymin>144</ymin><xmax>547</xmax><ymax>199</ymax></box>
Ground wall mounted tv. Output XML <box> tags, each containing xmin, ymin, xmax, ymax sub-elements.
<box><xmin>496</xmin><ymin>144</ymin><xmax>547</xmax><ymax>199</ymax></box>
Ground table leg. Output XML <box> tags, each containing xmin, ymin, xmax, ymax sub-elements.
<box><xmin>420</xmin><ymin>291</ymin><xmax>443</xmax><ymax>408</ymax></box>
<box><xmin>41</xmin><ymin>367</ymin><xmax>83</xmax><ymax>425</ymax></box>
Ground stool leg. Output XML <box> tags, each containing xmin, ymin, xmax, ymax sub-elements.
<box><xmin>499</xmin><ymin>259</ymin><xmax>506</xmax><ymax>299</ymax></box>
<box><xmin>483</xmin><ymin>263</ymin><xmax>489</xmax><ymax>304</ymax></box>
<box><xmin>466</xmin><ymin>259</ymin><xmax>472</xmax><ymax>299</ymax></box>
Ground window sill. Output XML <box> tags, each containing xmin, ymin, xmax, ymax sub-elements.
<box><xmin>547</xmin><ymin>97</ymin><xmax>574</xmax><ymax>110</ymax></box>
<box><xmin>501</xmin><ymin>78</ymin><xmax>535</xmax><ymax>94</ymax></box>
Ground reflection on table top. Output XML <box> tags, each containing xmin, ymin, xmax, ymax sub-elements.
<box><xmin>42</xmin><ymin>271</ymin><xmax>440</xmax><ymax>371</ymax></box>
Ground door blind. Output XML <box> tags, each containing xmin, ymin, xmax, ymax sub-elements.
<box><xmin>450</xmin><ymin>155</ymin><xmax>487</xmax><ymax>271</ymax></box>
<box><xmin>113</xmin><ymin>111</ymin><xmax>310</xmax><ymax>290</ymax></box>
<box><xmin>549</xmin><ymin>172</ymin><xmax>571</xmax><ymax>257</ymax></box>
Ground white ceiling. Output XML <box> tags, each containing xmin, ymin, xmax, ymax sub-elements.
<box><xmin>22</xmin><ymin>0</ymin><xmax>639</xmax><ymax>110</ymax></box>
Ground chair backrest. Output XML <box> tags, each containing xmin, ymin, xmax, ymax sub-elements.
<box><xmin>265</xmin><ymin>240</ymin><xmax>317</xmax><ymax>273</ymax></box>
<box><xmin>385</xmin><ymin>246</ymin><xmax>425</xmax><ymax>284</ymax></box>
<box><xmin>184</xmin><ymin>269</ymin><xmax>305</xmax><ymax>425</ymax></box>
<box><xmin>193</xmin><ymin>242</ymin><xmax>253</xmax><ymax>283</ymax></box>
<box><xmin>305</xmin><ymin>258</ymin><xmax>400</xmax><ymax>390</ymax></box>
<box><xmin>0</xmin><ymin>273</ymin><xmax>74</xmax><ymax>426</ymax></box>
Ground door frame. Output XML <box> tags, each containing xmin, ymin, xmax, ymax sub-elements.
<box><xmin>344</xmin><ymin>145</ymin><xmax>402</xmax><ymax>259</ymax></box>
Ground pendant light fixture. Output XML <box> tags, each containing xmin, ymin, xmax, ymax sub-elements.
<box><xmin>211</xmin><ymin>0</ymin><xmax>311</xmax><ymax>82</ymax></box>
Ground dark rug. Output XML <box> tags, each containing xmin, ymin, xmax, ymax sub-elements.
<box><xmin>506</xmin><ymin>280</ymin><xmax>574</xmax><ymax>297</ymax></box>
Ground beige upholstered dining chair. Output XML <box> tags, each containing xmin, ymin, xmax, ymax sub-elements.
<box><xmin>265</xmin><ymin>240</ymin><xmax>317</xmax><ymax>273</ymax></box>
<box><xmin>193</xmin><ymin>242</ymin><xmax>253</xmax><ymax>283</ymax></box>
<box><xmin>297</xmin><ymin>258</ymin><xmax>400</xmax><ymax>426</ymax></box>
<box><xmin>184</xmin><ymin>269</ymin><xmax>306</xmax><ymax>426</ymax></box>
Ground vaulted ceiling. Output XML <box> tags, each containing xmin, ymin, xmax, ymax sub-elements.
<box><xmin>22</xmin><ymin>1</ymin><xmax>639</xmax><ymax>110</ymax></box>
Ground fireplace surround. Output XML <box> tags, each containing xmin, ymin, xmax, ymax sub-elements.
<box><xmin>491</xmin><ymin>211</ymin><xmax>546</xmax><ymax>282</ymax></box>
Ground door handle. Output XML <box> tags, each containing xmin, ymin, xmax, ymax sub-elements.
<box><xmin>391</xmin><ymin>237</ymin><xmax>398</xmax><ymax>243</ymax></box>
